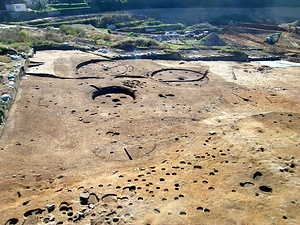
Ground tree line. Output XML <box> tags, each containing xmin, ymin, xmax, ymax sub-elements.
<box><xmin>1</xmin><ymin>0</ymin><xmax>300</xmax><ymax>11</ymax></box>
<box><xmin>89</xmin><ymin>0</ymin><xmax>300</xmax><ymax>11</ymax></box>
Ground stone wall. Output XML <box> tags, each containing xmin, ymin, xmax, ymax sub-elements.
<box><xmin>0</xmin><ymin>58</ymin><xmax>28</xmax><ymax>137</ymax></box>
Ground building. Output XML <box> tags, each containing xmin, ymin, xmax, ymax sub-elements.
<box><xmin>5</xmin><ymin>4</ymin><xmax>27</xmax><ymax>12</ymax></box>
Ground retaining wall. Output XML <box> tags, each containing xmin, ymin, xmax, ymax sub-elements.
<box><xmin>0</xmin><ymin>58</ymin><xmax>28</xmax><ymax>137</ymax></box>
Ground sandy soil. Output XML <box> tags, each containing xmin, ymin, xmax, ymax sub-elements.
<box><xmin>0</xmin><ymin>50</ymin><xmax>300</xmax><ymax>225</ymax></box>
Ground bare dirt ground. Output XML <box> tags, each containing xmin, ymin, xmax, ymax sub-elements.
<box><xmin>0</xmin><ymin>49</ymin><xmax>300</xmax><ymax>225</ymax></box>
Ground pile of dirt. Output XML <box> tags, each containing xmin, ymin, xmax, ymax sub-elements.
<box><xmin>201</xmin><ymin>32</ymin><xmax>228</xmax><ymax>46</ymax></box>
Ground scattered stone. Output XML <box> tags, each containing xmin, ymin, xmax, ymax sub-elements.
<box><xmin>46</xmin><ymin>204</ymin><xmax>55</xmax><ymax>213</ymax></box>
<box><xmin>209</xmin><ymin>130</ymin><xmax>216</xmax><ymax>135</ymax></box>
<box><xmin>278</xmin><ymin>167</ymin><xmax>286</xmax><ymax>172</ymax></box>
<box><xmin>49</xmin><ymin>216</ymin><xmax>55</xmax><ymax>221</ymax></box>
<box><xmin>80</xmin><ymin>192</ymin><xmax>90</xmax><ymax>205</ymax></box>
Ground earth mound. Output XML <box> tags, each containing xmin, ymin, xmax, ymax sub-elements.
<box><xmin>201</xmin><ymin>32</ymin><xmax>228</xmax><ymax>46</ymax></box>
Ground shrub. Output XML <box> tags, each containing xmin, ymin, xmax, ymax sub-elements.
<box><xmin>147</xmin><ymin>20</ymin><xmax>162</xmax><ymax>26</ymax></box>
<box><xmin>112</xmin><ymin>37</ymin><xmax>159</xmax><ymax>49</ymax></box>
<box><xmin>96</xmin><ymin>13</ymin><xmax>136</xmax><ymax>28</ymax></box>
<box><xmin>59</xmin><ymin>25</ymin><xmax>86</xmax><ymax>37</ymax></box>
<box><xmin>0</xmin><ymin>28</ymin><xmax>29</xmax><ymax>44</ymax></box>
<box><xmin>0</xmin><ymin>55</ymin><xmax>12</xmax><ymax>63</ymax></box>
<box><xmin>126</xmin><ymin>32</ymin><xmax>140</xmax><ymax>37</ymax></box>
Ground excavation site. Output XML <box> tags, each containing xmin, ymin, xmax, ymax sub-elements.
<box><xmin>0</xmin><ymin>47</ymin><xmax>299</xmax><ymax>225</ymax></box>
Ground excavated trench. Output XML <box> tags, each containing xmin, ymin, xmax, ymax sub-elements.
<box><xmin>76</xmin><ymin>59</ymin><xmax>135</xmax><ymax>76</ymax></box>
<box><xmin>149</xmin><ymin>68</ymin><xmax>209</xmax><ymax>83</ymax></box>
<box><xmin>90</xmin><ymin>85</ymin><xmax>136</xmax><ymax>101</ymax></box>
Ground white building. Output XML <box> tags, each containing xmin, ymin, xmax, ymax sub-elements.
<box><xmin>23</xmin><ymin>0</ymin><xmax>48</xmax><ymax>8</ymax></box>
<box><xmin>6</xmin><ymin>4</ymin><xmax>27</xmax><ymax>12</ymax></box>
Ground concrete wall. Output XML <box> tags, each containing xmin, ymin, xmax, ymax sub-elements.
<box><xmin>6</xmin><ymin>4</ymin><xmax>27</xmax><ymax>12</ymax></box>
<box><xmin>8</xmin><ymin>10</ymin><xmax>61</xmax><ymax>21</ymax></box>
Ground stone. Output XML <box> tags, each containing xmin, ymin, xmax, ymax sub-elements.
<box><xmin>46</xmin><ymin>204</ymin><xmax>55</xmax><ymax>213</ymax></box>
<box><xmin>80</xmin><ymin>192</ymin><xmax>90</xmax><ymax>205</ymax></box>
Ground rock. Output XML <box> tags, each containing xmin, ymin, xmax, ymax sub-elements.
<box><xmin>49</xmin><ymin>215</ymin><xmax>55</xmax><ymax>221</ymax></box>
<box><xmin>80</xmin><ymin>192</ymin><xmax>90</xmax><ymax>205</ymax></box>
<box><xmin>88</xmin><ymin>193</ymin><xmax>100</xmax><ymax>204</ymax></box>
<box><xmin>209</xmin><ymin>130</ymin><xmax>216</xmax><ymax>135</ymax></box>
<box><xmin>46</xmin><ymin>204</ymin><xmax>55</xmax><ymax>213</ymax></box>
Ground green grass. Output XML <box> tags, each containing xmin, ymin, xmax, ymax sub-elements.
<box><xmin>218</xmin><ymin>46</ymin><xmax>245</xmax><ymax>54</ymax></box>
<box><xmin>48</xmin><ymin>3</ymin><xmax>88</xmax><ymax>9</ymax></box>
<box><xmin>126</xmin><ymin>32</ymin><xmax>140</xmax><ymax>37</ymax></box>
<box><xmin>291</xmin><ymin>19</ymin><xmax>300</xmax><ymax>26</ymax></box>
<box><xmin>162</xmin><ymin>43</ymin><xmax>196</xmax><ymax>51</ymax></box>
<box><xmin>0</xmin><ymin>56</ymin><xmax>12</xmax><ymax>63</ymax></box>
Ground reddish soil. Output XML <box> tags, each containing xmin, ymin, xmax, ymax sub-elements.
<box><xmin>0</xmin><ymin>49</ymin><xmax>300</xmax><ymax>225</ymax></box>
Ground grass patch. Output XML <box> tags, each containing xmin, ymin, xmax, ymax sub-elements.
<box><xmin>96</xmin><ymin>13</ymin><xmax>144</xmax><ymax>28</ymax></box>
<box><xmin>117</xmin><ymin>23</ymin><xmax>184</xmax><ymax>33</ymax></box>
<box><xmin>290</xmin><ymin>19</ymin><xmax>300</xmax><ymax>26</ymax></box>
<box><xmin>48</xmin><ymin>3</ymin><xmax>88</xmax><ymax>9</ymax></box>
<box><xmin>126</xmin><ymin>32</ymin><xmax>140</xmax><ymax>37</ymax></box>
<box><xmin>163</xmin><ymin>48</ymin><xmax>180</xmax><ymax>53</ymax></box>
<box><xmin>162</xmin><ymin>42</ymin><xmax>197</xmax><ymax>51</ymax></box>
<box><xmin>218</xmin><ymin>46</ymin><xmax>245</xmax><ymax>54</ymax></box>
<box><xmin>0</xmin><ymin>56</ymin><xmax>12</xmax><ymax>63</ymax></box>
